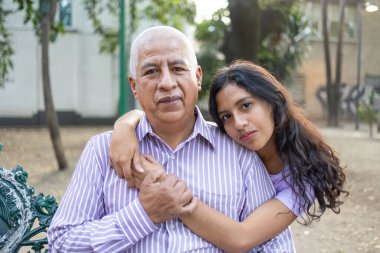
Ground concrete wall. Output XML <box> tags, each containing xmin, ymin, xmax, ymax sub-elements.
<box><xmin>0</xmin><ymin>1</ymin><xmax>119</xmax><ymax>124</ymax></box>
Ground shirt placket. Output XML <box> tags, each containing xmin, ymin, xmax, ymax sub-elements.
<box><xmin>165</xmin><ymin>150</ymin><xmax>179</xmax><ymax>252</ymax></box>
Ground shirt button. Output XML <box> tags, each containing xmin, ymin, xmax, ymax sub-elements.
<box><xmin>170</xmin><ymin>224</ymin><xmax>175</xmax><ymax>229</ymax></box>
<box><xmin>170</xmin><ymin>154</ymin><xmax>175</xmax><ymax>160</ymax></box>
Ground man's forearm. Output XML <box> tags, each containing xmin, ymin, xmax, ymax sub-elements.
<box><xmin>48</xmin><ymin>138</ymin><xmax>157</xmax><ymax>252</ymax></box>
<box><xmin>48</xmin><ymin>198</ymin><xmax>157</xmax><ymax>252</ymax></box>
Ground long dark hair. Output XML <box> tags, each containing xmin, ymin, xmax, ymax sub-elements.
<box><xmin>209</xmin><ymin>60</ymin><xmax>348</xmax><ymax>224</ymax></box>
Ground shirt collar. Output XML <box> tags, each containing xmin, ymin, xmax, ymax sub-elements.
<box><xmin>136</xmin><ymin>106</ymin><xmax>215</xmax><ymax>148</ymax></box>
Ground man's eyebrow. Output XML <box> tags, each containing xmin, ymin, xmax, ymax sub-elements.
<box><xmin>169</xmin><ymin>59</ymin><xmax>187</xmax><ymax>65</ymax></box>
<box><xmin>140</xmin><ymin>62</ymin><xmax>158</xmax><ymax>70</ymax></box>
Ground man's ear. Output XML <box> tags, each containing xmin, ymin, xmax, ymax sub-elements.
<box><xmin>129</xmin><ymin>77</ymin><xmax>138</xmax><ymax>98</ymax></box>
<box><xmin>196</xmin><ymin>66</ymin><xmax>202</xmax><ymax>91</ymax></box>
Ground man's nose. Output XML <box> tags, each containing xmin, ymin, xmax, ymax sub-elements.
<box><xmin>158</xmin><ymin>69</ymin><xmax>177</xmax><ymax>90</ymax></box>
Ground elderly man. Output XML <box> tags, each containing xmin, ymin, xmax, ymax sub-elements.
<box><xmin>48</xmin><ymin>26</ymin><xmax>294</xmax><ymax>252</ymax></box>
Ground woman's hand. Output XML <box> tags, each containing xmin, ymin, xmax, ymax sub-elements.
<box><xmin>132</xmin><ymin>154</ymin><xmax>167</xmax><ymax>189</ymax></box>
<box><xmin>109</xmin><ymin>110</ymin><xmax>144</xmax><ymax>188</ymax></box>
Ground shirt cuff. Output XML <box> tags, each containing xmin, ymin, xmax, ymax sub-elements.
<box><xmin>115</xmin><ymin>197</ymin><xmax>158</xmax><ymax>243</ymax></box>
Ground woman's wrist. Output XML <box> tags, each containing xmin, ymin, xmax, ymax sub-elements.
<box><xmin>115</xmin><ymin>109</ymin><xmax>143</xmax><ymax>129</ymax></box>
<box><xmin>115</xmin><ymin>119</ymin><xmax>137</xmax><ymax>129</ymax></box>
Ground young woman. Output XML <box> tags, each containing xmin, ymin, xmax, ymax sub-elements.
<box><xmin>110</xmin><ymin>60</ymin><xmax>348</xmax><ymax>252</ymax></box>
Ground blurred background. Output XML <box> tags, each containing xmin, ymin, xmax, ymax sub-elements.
<box><xmin>1</xmin><ymin>0</ymin><xmax>380</xmax><ymax>252</ymax></box>
<box><xmin>1</xmin><ymin>0</ymin><xmax>380</xmax><ymax>128</ymax></box>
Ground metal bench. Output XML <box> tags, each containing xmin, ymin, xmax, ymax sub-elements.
<box><xmin>0</xmin><ymin>144</ymin><xmax>58</xmax><ymax>253</ymax></box>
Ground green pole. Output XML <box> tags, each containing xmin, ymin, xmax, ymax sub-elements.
<box><xmin>118</xmin><ymin>0</ymin><xmax>127</xmax><ymax>116</ymax></box>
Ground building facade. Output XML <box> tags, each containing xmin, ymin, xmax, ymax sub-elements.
<box><xmin>297</xmin><ymin>0</ymin><xmax>380</xmax><ymax>120</ymax></box>
<box><xmin>0</xmin><ymin>1</ymin><xmax>120</xmax><ymax>125</ymax></box>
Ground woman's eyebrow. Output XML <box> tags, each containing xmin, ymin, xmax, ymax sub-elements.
<box><xmin>217</xmin><ymin>96</ymin><xmax>252</xmax><ymax>117</ymax></box>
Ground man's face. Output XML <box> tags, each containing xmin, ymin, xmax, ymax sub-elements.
<box><xmin>129</xmin><ymin>36</ymin><xmax>202</xmax><ymax>127</ymax></box>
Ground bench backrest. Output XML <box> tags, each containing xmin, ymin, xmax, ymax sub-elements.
<box><xmin>0</xmin><ymin>144</ymin><xmax>58</xmax><ymax>253</ymax></box>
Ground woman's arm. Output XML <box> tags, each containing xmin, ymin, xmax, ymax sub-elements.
<box><xmin>135</xmin><ymin>156</ymin><xmax>296</xmax><ymax>253</ymax></box>
<box><xmin>110</xmin><ymin>109</ymin><xmax>144</xmax><ymax>187</ymax></box>
<box><xmin>181</xmin><ymin>199</ymin><xmax>296</xmax><ymax>253</ymax></box>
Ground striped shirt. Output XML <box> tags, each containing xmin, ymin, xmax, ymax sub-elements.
<box><xmin>48</xmin><ymin>108</ymin><xmax>295</xmax><ymax>252</ymax></box>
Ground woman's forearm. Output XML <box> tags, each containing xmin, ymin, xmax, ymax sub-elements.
<box><xmin>115</xmin><ymin>109</ymin><xmax>144</xmax><ymax>129</ymax></box>
<box><xmin>111</xmin><ymin>109</ymin><xmax>144</xmax><ymax>178</ymax></box>
<box><xmin>180</xmin><ymin>198</ymin><xmax>296</xmax><ymax>253</ymax></box>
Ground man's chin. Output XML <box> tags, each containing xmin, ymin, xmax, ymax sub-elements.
<box><xmin>158</xmin><ymin>111</ymin><xmax>184</xmax><ymax>122</ymax></box>
<box><xmin>151</xmin><ymin>108</ymin><xmax>189</xmax><ymax>122</ymax></box>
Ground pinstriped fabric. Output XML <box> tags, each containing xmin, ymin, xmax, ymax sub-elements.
<box><xmin>48</xmin><ymin>108</ymin><xmax>295</xmax><ymax>252</ymax></box>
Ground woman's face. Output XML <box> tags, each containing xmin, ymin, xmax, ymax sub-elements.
<box><xmin>216</xmin><ymin>83</ymin><xmax>275</xmax><ymax>152</ymax></box>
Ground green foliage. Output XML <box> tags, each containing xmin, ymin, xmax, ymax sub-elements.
<box><xmin>0</xmin><ymin>0</ymin><xmax>64</xmax><ymax>87</ymax></box>
<box><xmin>197</xmin><ymin>50</ymin><xmax>224</xmax><ymax>98</ymax></box>
<box><xmin>143</xmin><ymin>0</ymin><xmax>196</xmax><ymax>30</ymax></box>
<box><xmin>16</xmin><ymin>0</ymin><xmax>64</xmax><ymax>41</ymax></box>
<box><xmin>0</xmin><ymin>4</ymin><xmax>14</xmax><ymax>87</ymax></box>
<box><xmin>257</xmin><ymin>5</ymin><xmax>311</xmax><ymax>82</ymax></box>
<box><xmin>194</xmin><ymin>8</ymin><xmax>227</xmax><ymax>45</ymax></box>
<box><xmin>358</xmin><ymin>90</ymin><xmax>378</xmax><ymax>124</ymax></box>
<box><xmin>82</xmin><ymin>0</ymin><xmax>121</xmax><ymax>54</ymax></box>
<box><xmin>194</xmin><ymin>1</ymin><xmax>311</xmax><ymax>100</ymax></box>
<box><xmin>83</xmin><ymin>0</ymin><xmax>196</xmax><ymax>54</ymax></box>
<box><xmin>194</xmin><ymin>8</ymin><xmax>227</xmax><ymax>98</ymax></box>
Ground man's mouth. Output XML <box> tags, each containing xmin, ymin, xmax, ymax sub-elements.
<box><xmin>158</xmin><ymin>95</ymin><xmax>181</xmax><ymax>103</ymax></box>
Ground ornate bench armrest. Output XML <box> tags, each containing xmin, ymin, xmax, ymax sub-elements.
<box><xmin>0</xmin><ymin>145</ymin><xmax>58</xmax><ymax>253</ymax></box>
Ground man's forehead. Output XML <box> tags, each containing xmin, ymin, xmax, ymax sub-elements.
<box><xmin>136</xmin><ymin>43</ymin><xmax>191</xmax><ymax>67</ymax></box>
<box><xmin>139</xmin><ymin>56</ymin><xmax>188</xmax><ymax>66</ymax></box>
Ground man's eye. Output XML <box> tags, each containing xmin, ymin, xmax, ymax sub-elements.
<box><xmin>173</xmin><ymin>67</ymin><xmax>184</xmax><ymax>72</ymax></box>
<box><xmin>145</xmin><ymin>69</ymin><xmax>157</xmax><ymax>75</ymax></box>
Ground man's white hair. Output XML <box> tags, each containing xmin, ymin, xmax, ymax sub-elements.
<box><xmin>129</xmin><ymin>26</ymin><xmax>198</xmax><ymax>79</ymax></box>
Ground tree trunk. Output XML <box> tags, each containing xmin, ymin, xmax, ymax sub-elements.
<box><xmin>321</xmin><ymin>0</ymin><xmax>333</xmax><ymax>125</ymax></box>
<box><xmin>40</xmin><ymin>0</ymin><xmax>68</xmax><ymax>170</ymax></box>
<box><xmin>330</xmin><ymin>0</ymin><xmax>346</xmax><ymax>127</ymax></box>
<box><xmin>221</xmin><ymin>0</ymin><xmax>261</xmax><ymax>63</ymax></box>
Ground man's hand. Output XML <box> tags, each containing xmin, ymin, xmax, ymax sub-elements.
<box><xmin>132</xmin><ymin>154</ymin><xmax>167</xmax><ymax>189</ymax></box>
<box><xmin>139</xmin><ymin>170</ymin><xmax>197</xmax><ymax>224</ymax></box>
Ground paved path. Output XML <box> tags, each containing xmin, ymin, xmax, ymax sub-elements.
<box><xmin>1</xmin><ymin>123</ymin><xmax>379</xmax><ymax>252</ymax></box>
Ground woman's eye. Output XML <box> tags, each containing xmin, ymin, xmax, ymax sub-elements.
<box><xmin>241</xmin><ymin>103</ymin><xmax>252</xmax><ymax>110</ymax></box>
<box><xmin>220</xmin><ymin>114</ymin><xmax>231</xmax><ymax>122</ymax></box>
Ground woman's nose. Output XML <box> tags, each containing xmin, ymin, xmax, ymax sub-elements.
<box><xmin>233</xmin><ymin>115</ymin><xmax>248</xmax><ymax>130</ymax></box>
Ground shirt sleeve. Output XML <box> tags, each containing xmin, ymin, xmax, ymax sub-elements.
<box><xmin>239</xmin><ymin>148</ymin><xmax>295</xmax><ymax>253</ymax></box>
<box><xmin>271</xmin><ymin>167</ymin><xmax>315</xmax><ymax>217</ymax></box>
<box><xmin>239</xmin><ymin>148</ymin><xmax>276</xmax><ymax>213</ymax></box>
<box><xmin>47</xmin><ymin>135</ymin><xmax>157</xmax><ymax>253</ymax></box>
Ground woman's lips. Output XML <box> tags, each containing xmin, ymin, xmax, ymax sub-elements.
<box><xmin>239</xmin><ymin>130</ymin><xmax>257</xmax><ymax>141</ymax></box>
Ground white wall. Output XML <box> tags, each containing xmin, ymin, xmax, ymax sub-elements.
<box><xmin>0</xmin><ymin>1</ymin><xmax>119</xmax><ymax>120</ymax></box>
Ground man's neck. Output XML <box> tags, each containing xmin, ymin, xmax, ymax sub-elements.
<box><xmin>151</xmin><ymin>116</ymin><xmax>197</xmax><ymax>150</ymax></box>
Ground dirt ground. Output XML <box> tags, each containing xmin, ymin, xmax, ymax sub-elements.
<box><xmin>1</xmin><ymin>123</ymin><xmax>379</xmax><ymax>253</ymax></box>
